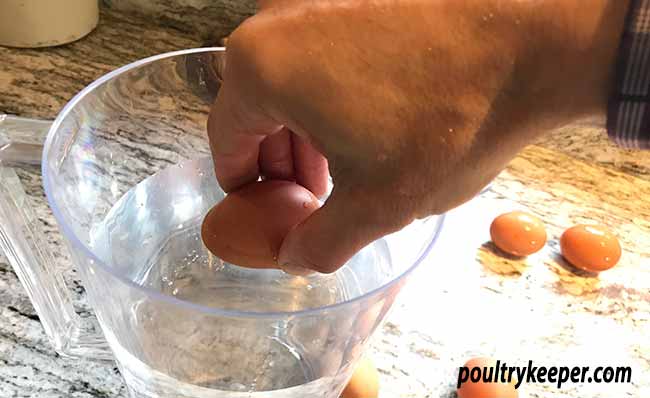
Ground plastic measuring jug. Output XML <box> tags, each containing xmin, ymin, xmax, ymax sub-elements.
<box><xmin>0</xmin><ymin>48</ymin><xmax>444</xmax><ymax>397</ymax></box>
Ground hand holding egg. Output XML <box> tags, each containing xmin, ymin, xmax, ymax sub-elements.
<box><xmin>201</xmin><ymin>180</ymin><xmax>320</xmax><ymax>270</ymax></box>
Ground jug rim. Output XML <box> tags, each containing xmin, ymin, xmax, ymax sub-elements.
<box><xmin>42</xmin><ymin>47</ymin><xmax>445</xmax><ymax>319</ymax></box>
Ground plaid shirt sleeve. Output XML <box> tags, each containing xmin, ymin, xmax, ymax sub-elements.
<box><xmin>607</xmin><ymin>0</ymin><xmax>650</xmax><ymax>149</ymax></box>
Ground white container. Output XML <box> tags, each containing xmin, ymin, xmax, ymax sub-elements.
<box><xmin>0</xmin><ymin>0</ymin><xmax>99</xmax><ymax>48</ymax></box>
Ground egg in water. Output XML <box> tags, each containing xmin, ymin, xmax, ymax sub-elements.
<box><xmin>201</xmin><ymin>180</ymin><xmax>320</xmax><ymax>269</ymax></box>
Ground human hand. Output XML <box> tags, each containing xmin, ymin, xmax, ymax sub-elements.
<box><xmin>208</xmin><ymin>0</ymin><xmax>628</xmax><ymax>274</ymax></box>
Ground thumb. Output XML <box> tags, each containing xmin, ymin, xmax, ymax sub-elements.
<box><xmin>278</xmin><ymin>188</ymin><xmax>403</xmax><ymax>274</ymax></box>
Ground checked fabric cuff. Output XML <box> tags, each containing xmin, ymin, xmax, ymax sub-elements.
<box><xmin>607</xmin><ymin>0</ymin><xmax>650</xmax><ymax>150</ymax></box>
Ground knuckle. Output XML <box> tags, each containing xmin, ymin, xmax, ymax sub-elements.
<box><xmin>226</xmin><ymin>17</ymin><xmax>290</xmax><ymax>99</ymax></box>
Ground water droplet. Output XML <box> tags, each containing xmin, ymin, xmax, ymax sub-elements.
<box><xmin>448</xmin><ymin>128</ymin><xmax>454</xmax><ymax>133</ymax></box>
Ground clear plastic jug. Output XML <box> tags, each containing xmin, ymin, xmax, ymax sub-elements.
<box><xmin>0</xmin><ymin>48</ymin><xmax>444</xmax><ymax>397</ymax></box>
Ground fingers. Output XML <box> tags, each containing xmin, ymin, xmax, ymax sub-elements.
<box><xmin>207</xmin><ymin>82</ymin><xmax>281</xmax><ymax>192</ymax></box>
<box><xmin>292</xmin><ymin>134</ymin><xmax>330</xmax><ymax>198</ymax></box>
<box><xmin>259</xmin><ymin>128</ymin><xmax>294</xmax><ymax>181</ymax></box>
<box><xmin>207</xmin><ymin>62</ymin><xmax>328</xmax><ymax>196</ymax></box>
<box><xmin>258</xmin><ymin>129</ymin><xmax>329</xmax><ymax>197</ymax></box>
<box><xmin>278</xmin><ymin>188</ymin><xmax>404</xmax><ymax>274</ymax></box>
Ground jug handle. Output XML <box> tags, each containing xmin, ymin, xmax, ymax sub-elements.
<box><xmin>0</xmin><ymin>116</ymin><xmax>112</xmax><ymax>360</ymax></box>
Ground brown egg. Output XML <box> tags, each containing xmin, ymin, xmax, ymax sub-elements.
<box><xmin>341</xmin><ymin>357</ymin><xmax>379</xmax><ymax>398</ymax></box>
<box><xmin>490</xmin><ymin>211</ymin><xmax>547</xmax><ymax>256</ymax></box>
<box><xmin>201</xmin><ymin>180</ymin><xmax>320</xmax><ymax>269</ymax></box>
<box><xmin>457</xmin><ymin>357</ymin><xmax>518</xmax><ymax>398</ymax></box>
<box><xmin>560</xmin><ymin>224</ymin><xmax>622</xmax><ymax>272</ymax></box>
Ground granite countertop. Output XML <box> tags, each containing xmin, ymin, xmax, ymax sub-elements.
<box><xmin>1</xmin><ymin>5</ymin><xmax>649</xmax><ymax>398</ymax></box>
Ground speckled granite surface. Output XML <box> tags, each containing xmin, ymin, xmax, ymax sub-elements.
<box><xmin>0</xmin><ymin>6</ymin><xmax>648</xmax><ymax>398</ymax></box>
<box><xmin>102</xmin><ymin>0</ymin><xmax>255</xmax><ymax>41</ymax></box>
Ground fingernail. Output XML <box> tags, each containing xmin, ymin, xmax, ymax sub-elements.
<box><xmin>278</xmin><ymin>231</ymin><xmax>314</xmax><ymax>276</ymax></box>
<box><xmin>279</xmin><ymin>262</ymin><xmax>314</xmax><ymax>277</ymax></box>
<box><xmin>279</xmin><ymin>263</ymin><xmax>314</xmax><ymax>277</ymax></box>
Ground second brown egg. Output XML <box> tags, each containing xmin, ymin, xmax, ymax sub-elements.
<box><xmin>560</xmin><ymin>224</ymin><xmax>621</xmax><ymax>272</ymax></box>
